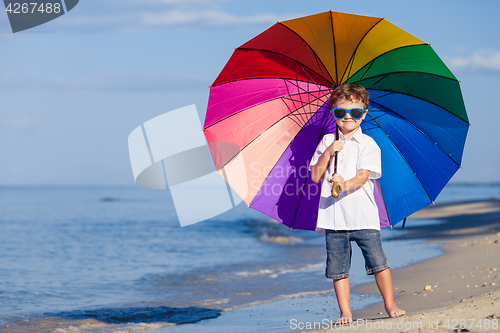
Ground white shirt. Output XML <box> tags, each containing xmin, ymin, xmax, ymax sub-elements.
<box><xmin>309</xmin><ymin>127</ymin><xmax>382</xmax><ymax>232</ymax></box>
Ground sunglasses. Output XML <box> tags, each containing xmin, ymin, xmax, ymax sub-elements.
<box><xmin>331</xmin><ymin>108</ymin><xmax>367</xmax><ymax>120</ymax></box>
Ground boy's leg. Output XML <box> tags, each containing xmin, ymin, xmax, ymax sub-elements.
<box><xmin>374</xmin><ymin>268</ymin><xmax>405</xmax><ymax>318</ymax></box>
<box><xmin>351</xmin><ymin>229</ymin><xmax>405</xmax><ymax>318</ymax></box>
<box><xmin>325</xmin><ymin>230</ymin><xmax>352</xmax><ymax>323</ymax></box>
<box><xmin>333</xmin><ymin>277</ymin><xmax>352</xmax><ymax>323</ymax></box>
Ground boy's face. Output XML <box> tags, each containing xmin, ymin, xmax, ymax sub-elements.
<box><xmin>332</xmin><ymin>98</ymin><xmax>367</xmax><ymax>137</ymax></box>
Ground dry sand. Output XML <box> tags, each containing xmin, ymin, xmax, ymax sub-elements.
<box><xmin>304</xmin><ymin>198</ymin><xmax>500</xmax><ymax>332</ymax></box>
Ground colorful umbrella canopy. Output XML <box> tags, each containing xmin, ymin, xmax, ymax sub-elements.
<box><xmin>203</xmin><ymin>11</ymin><xmax>469</xmax><ymax>230</ymax></box>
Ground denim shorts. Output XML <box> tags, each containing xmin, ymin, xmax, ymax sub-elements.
<box><xmin>325</xmin><ymin>229</ymin><xmax>389</xmax><ymax>279</ymax></box>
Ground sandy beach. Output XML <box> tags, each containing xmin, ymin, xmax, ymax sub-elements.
<box><xmin>302</xmin><ymin>198</ymin><xmax>500</xmax><ymax>332</ymax></box>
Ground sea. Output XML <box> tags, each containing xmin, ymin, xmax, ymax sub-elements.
<box><xmin>1</xmin><ymin>183</ymin><xmax>499</xmax><ymax>332</ymax></box>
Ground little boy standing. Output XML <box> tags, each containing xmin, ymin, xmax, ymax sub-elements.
<box><xmin>309</xmin><ymin>84</ymin><xmax>405</xmax><ymax>324</ymax></box>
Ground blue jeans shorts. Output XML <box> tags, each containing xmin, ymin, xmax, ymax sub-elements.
<box><xmin>325</xmin><ymin>229</ymin><xmax>389</xmax><ymax>279</ymax></box>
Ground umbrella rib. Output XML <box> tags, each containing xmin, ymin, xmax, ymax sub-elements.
<box><xmin>284</xmin><ymin>99</ymin><xmax>328</xmax><ymax>128</ymax></box>
<box><xmin>281</xmin><ymin>79</ymin><xmax>305</xmax><ymax>124</ymax></box>
<box><xmin>291</xmin><ymin>90</ymin><xmax>308</xmax><ymax>127</ymax></box>
<box><xmin>290</xmin><ymin>76</ymin><xmax>310</xmax><ymax>127</ymax></box>
<box><xmin>294</xmin><ymin>108</ymin><xmax>334</xmax><ymax>130</ymax></box>
<box><xmin>365</xmin><ymin>74</ymin><xmax>390</xmax><ymax>89</ymax></box>
<box><xmin>279</xmin><ymin>22</ymin><xmax>335</xmax><ymax>87</ymax></box>
<box><xmin>305</xmin><ymin>109</ymin><xmax>335</xmax><ymax>128</ymax></box>
<box><xmin>290</xmin><ymin>177</ymin><xmax>307</xmax><ymax>230</ymax></box>
<box><xmin>313</xmin><ymin>52</ymin><xmax>335</xmax><ymax>89</ymax></box>
<box><xmin>286</xmin><ymin>107</ymin><xmax>333</xmax><ymax>131</ymax></box>
<box><xmin>236</xmin><ymin>47</ymin><xmax>334</xmax><ymax>87</ymax></box>
<box><xmin>297</xmin><ymin>63</ymin><xmax>331</xmax><ymax>95</ymax></box>
<box><xmin>282</xmin><ymin>101</ymin><xmax>324</xmax><ymax>127</ymax></box>
<box><xmin>281</xmin><ymin>77</ymin><xmax>331</xmax><ymax>126</ymax></box>
<box><xmin>357</xmin><ymin>70</ymin><xmax>461</xmax><ymax>85</ymax></box>
<box><xmin>275</xmin><ymin>22</ymin><xmax>334</xmax><ymax>87</ymax></box>
<box><xmin>283</xmin><ymin>77</ymin><xmax>327</xmax><ymax>98</ymax></box>
<box><xmin>340</xmin><ymin>17</ymin><xmax>385</xmax><ymax>83</ymax></box>
<box><xmin>281</xmin><ymin>87</ymin><xmax>328</xmax><ymax>111</ymax></box>
<box><xmin>290</xmin><ymin>55</ymin><xmax>338</xmax><ymax>125</ymax></box>
<box><xmin>286</xmin><ymin>77</ymin><xmax>332</xmax><ymax>99</ymax></box>
<box><xmin>282</xmin><ymin>93</ymin><xmax>327</xmax><ymax>105</ymax></box>
<box><xmin>345</xmin><ymin>43</ymin><xmax>435</xmax><ymax>83</ymax></box>
<box><xmin>329</xmin><ymin>11</ymin><xmax>338</xmax><ymax>84</ymax></box>
<box><xmin>369</xmin><ymin>91</ymin><xmax>394</xmax><ymax>102</ymax></box>
<box><xmin>369</xmin><ymin>99</ymin><xmax>463</xmax><ymax>168</ymax></box>
<box><xmin>282</xmin><ymin>98</ymin><xmax>327</xmax><ymax>113</ymax></box>
<box><xmin>366</xmin><ymin>110</ymin><xmax>435</xmax><ymax>206</ymax></box>
<box><xmin>355</xmin><ymin>60</ymin><xmax>375</xmax><ymax>83</ymax></box>
<box><xmin>289</xmin><ymin>65</ymin><xmax>331</xmax><ymax>126</ymax></box>
<box><xmin>288</xmin><ymin>48</ymin><xmax>334</xmax><ymax>91</ymax></box>
<box><xmin>281</xmin><ymin>88</ymin><xmax>326</xmax><ymax>120</ymax></box>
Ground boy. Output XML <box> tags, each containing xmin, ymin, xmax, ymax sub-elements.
<box><xmin>310</xmin><ymin>84</ymin><xmax>405</xmax><ymax>324</ymax></box>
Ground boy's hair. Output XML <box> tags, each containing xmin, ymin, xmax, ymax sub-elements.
<box><xmin>329</xmin><ymin>84</ymin><xmax>370</xmax><ymax>108</ymax></box>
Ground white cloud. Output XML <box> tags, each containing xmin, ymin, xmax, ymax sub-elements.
<box><xmin>48</xmin><ymin>10</ymin><xmax>284</xmax><ymax>32</ymax></box>
<box><xmin>48</xmin><ymin>0</ymin><xmax>290</xmax><ymax>31</ymax></box>
<box><xmin>141</xmin><ymin>9</ymin><xmax>280</xmax><ymax>27</ymax></box>
<box><xmin>445</xmin><ymin>50</ymin><xmax>500</xmax><ymax>73</ymax></box>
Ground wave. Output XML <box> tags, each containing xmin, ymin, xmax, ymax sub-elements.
<box><xmin>234</xmin><ymin>262</ymin><xmax>323</xmax><ymax>279</ymax></box>
<box><xmin>223</xmin><ymin>288</ymin><xmax>336</xmax><ymax>311</ymax></box>
<box><xmin>258</xmin><ymin>232</ymin><xmax>304</xmax><ymax>245</ymax></box>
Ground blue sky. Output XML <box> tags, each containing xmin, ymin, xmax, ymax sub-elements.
<box><xmin>1</xmin><ymin>0</ymin><xmax>499</xmax><ymax>185</ymax></box>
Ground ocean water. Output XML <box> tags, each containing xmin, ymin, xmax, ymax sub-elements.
<box><xmin>0</xmin><ymin>184</ymin><xmax>499</xmax><ymax>332</ymax></box>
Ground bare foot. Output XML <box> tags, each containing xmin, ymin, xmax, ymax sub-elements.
<box><xmin>335</xmin><ymin>312</ymin><xmax>353</xmax><ymax>324</ymax></box>
<box><xmin>385</xmin><ymin>304</ymin><xmax>405</xmax><ymax>318</ymax></box>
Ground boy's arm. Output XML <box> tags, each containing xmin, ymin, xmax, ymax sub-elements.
<box><xmin>332</xmin><ymin>169</ymin><xmax>370</xmax><ymax>192</ymax></box>
<box><xmin>332</xmin><ymin>138</ymin><xmax>381</xmax><ymax>191</ymax></box>
<box><xmin>311</xmin><ymin>141</ymin><xmax>343</xmax><ymax>183</ymax></box>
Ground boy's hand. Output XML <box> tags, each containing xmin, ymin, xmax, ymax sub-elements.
<box><xmin>328</xmin><ymin>173</ymin><xmax>345</xmax><ymax>189</ymax></box>
<box><xmin>326</xmin><ymin>140</ymin><xmax>343</xmax><ymax>157</ymax></box>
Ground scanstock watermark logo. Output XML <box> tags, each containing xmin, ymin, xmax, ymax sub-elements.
<box><xmin>3</xmin><ymin>0</ymin><xmax>79</xmax><ymax>33</ymax></box>
<box><xmin>128</xmin><ymin>105</ymin><xmax>244</xmax><ymax>227</ymax></box>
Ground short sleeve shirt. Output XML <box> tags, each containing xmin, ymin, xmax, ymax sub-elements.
<box><xmin>309</xmin><ymin>127</ymin><xmax>382</xmax><ymax>231</ymax></box>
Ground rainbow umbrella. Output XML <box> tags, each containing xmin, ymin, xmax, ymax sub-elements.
<box><xmin>203</xmin><ymin>11</ymin><xmax>469</xmax><ymax>230</ymax></box>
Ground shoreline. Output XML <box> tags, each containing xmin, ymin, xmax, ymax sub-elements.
<box><xmin>304</xmin><ymin>198</ymin><xmax>500</xmax><ymax>332</ymax></box>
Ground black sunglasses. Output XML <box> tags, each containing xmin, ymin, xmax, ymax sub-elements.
<box><xmin>331</xmin><ymin>108</ymin><xmax>367</xmax><ymax>120</ymax></box>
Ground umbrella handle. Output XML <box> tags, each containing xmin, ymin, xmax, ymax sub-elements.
<box><xmin>331</xmin><ymin>123</ymin><xmax>341</xmax><ymax>198</ymax></box>
<box><xmin>331</xmin><ymin>181</ymin><xmax>340</xmax><ymax>198</ymax></box>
